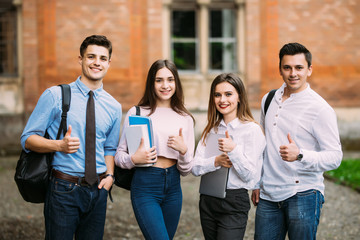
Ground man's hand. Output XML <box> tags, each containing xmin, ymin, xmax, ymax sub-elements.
<box><xmin>98</xmin><ymin>175</ymin><xmax>114</xmax><ymax>191</ymax></box>
<box><xmin>60</xmin><ymin>125</ymin><xmax>80</xmax><ymax>154</ymax></box>
<box><xmin>251</xmin><ymin>189</ymin><xmax>260</xmax><ymax>206</ymax></box>
<box><xmin>279</xmin><ymin>133</ymin><xmax>299</xmax><ymax>162</ymax></box>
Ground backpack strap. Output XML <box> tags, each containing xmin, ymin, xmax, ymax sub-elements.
<box><xmin>56</xmin><ymin>84</ymin><xmax>71</xmax><ymax>140</ymax></box>
<box><xmin>264</xmin><ymin>89</ymin><xmax>277</xmax><ymax>116</ymax></box>
<box><xmin>135</xmin><ymin>106</ymin><xmax>140</xmax><ymax>116</ymax></box>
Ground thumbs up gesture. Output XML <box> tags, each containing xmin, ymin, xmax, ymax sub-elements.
<box><xmin>167</xmin><ymin>128</ymin><xmax>187</xmax><ymax>155</ymax></box>
<box><xmin>61</xmin><ymin>125</ymin><xmax>80</xmax><ymax>154</ymax></box>
<box><xmin>218</xmin><ymin>131</ymin><xmax>236</xmax><ymax>153</ymax></box>
<box><xmin>279</xmin><ymin>133</ymin><xmax>299</xmax><ymax>162</ymax></box>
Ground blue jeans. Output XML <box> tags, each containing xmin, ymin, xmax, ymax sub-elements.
<box><xmin>131</xmin><ymin>165</ymin><xmax>182</xmax><ymax>240</ymax></box>
<box><xmin>44</xmin><ymin>176</ymin><xmax>108</xmax><ymax>240</ymax></box>
<box><xmin>255</xmin><ymin>189</ymin><xmax>324</xmax><ymax>240</ymax></box>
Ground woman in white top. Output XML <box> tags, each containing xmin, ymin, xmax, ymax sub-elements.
<box><xmin>192</xmin><ymin>73</ymin><xmax>265</xmax><ymax>240</ymax></box>
<box><xmin>115</xmin><ymin>59</ymin><xmax>195</xmax><ymax>240</ymax></box>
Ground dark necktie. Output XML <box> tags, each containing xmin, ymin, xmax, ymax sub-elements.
<box><xmin>85</xmin><ymin>90</ymin><xmax>97</xmax><ymax>185</ymax></box>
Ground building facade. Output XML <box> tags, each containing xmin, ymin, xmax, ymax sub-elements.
<box><xmin>0</xmin><ymin>0</ymin><xmax>359</xmax><ymax>154</ymax></box>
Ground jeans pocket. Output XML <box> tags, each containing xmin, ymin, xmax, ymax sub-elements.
<box><xmin>53</xmin><ymin>178</ymin><xmax>77</xmax><ymax>194</ymax></box>
<box><xmin>100</xmin><ymin>187</ymin><xmax>109</xmax><ymax>193</ymax></box>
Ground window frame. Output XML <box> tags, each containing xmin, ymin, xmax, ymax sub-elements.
<box><xmin>208</xmin><ymin>8</ymin><xmax>237</xmax><ymax>73</ymax></box>
<box><xmin>170</xmin><ymin>9</ymin><xmax>200</xmax><ymax>73</ymax></box>
<box><xmin>0</xmin><ymin>5</ymin><xmax>18</xmax><ymax>78</ymax></box>
<box><xmin>0</xmin><ymin>0</ymin><xmax>23</xmax><ymax>114</ymax></box>
<box><xmin>166</xmin><ymin>0</ymin><xmax>244</xmax><ymax>76</ymax></box>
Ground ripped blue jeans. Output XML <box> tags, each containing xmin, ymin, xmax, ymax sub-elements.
<box><xmin>255</xmin><ymin>189</ymin><xmax>324</xmax><ymax>240</ymax></box>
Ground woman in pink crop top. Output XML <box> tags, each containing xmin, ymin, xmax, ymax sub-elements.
<box><xmin>115</xmin><ymin>59</ymin><xmax>195</xmax><ymax>240</ymax></box>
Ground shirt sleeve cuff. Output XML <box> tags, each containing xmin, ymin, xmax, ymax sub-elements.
<box><xmin>227</xmin><ymin>144</ymin><xmax>242</xmax><ymax>159</ymax></box>
<box><xmin>207</xmin><ymin>156</ymin><xmax>221</xmax><ymax>171</ymax></box>
<box><xmin>104</xmin><ymin>149</ymin><xmax>116</xmax><ymax>156</ymax></box>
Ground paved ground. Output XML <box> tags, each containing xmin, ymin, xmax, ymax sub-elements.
<box><xmin>1</xmin><ymin>155</ymin><xmax>359</xmax><ymax>239</ymax></box>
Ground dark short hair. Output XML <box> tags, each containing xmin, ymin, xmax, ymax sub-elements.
<box><xmin>80</xmin><ymin>35</ymin><xmax>112</xmax><ymax>59</ymax></box>
<box><xmin>279</xmin><ymin>42</ymin><xmax>312</xmax><ymax>68</ymax></box>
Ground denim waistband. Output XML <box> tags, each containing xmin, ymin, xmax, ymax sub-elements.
<box><xmin>135</xmin><ymin>164</ymin><xmax>178</xmax><ymax>174</ymax></box>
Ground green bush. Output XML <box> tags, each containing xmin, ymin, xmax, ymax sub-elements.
<box><xmin>325</xmin><ymin>159</ymin><xmax>360</xmax><ymax>191</ymax></box>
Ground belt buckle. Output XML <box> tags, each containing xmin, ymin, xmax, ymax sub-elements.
<box><xmin>77</xmin><ymin>177</ymin><xmax>90</xmax><ymax>187</ymax></box>
<box><xmin>77</xmin><ymin>173</ymin><xmax>105</xmax><ymax>186</ymax></box>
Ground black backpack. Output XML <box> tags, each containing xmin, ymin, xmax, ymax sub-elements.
<box><xmin>14</xmin><ymin>84</ymin><xmax>71</xmax><ymax>203</ymax></box>
<box><xmin>264</xmin><ymin>89</ymin><xmax>277</xmax><ymax>116</ymax></box>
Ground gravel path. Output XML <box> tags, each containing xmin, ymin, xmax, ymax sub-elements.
<box><xmin>1</xmin><ymin>156</ymin><xmax>359</xmax><ymax>240</ymax></box>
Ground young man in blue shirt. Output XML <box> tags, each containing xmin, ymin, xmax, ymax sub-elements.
<box><xmin>21</xmin><ymin>35</ymin><xmax>122</xmax><ymax>239</ymax></box>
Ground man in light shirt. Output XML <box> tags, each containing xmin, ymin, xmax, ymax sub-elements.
<box><xmin>252</xmin><ymin>42</ymin><xmax>342</xmax><ymax>240</ymax></box>
<box><xmin>21</xmin><ymin>35</ymin><xmax>122</xmax><ymax>239</ymax></box>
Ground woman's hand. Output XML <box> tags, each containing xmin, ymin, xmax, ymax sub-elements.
<box><xmin>214</xmin><ymin>153</ymin><xmax>232</xmax><ymax>168</ymax></box>
<box><xmin>131</xmin><ymin>138</ymin><xmax>157</xmax><ymax>165</ymax></box>
<box><xmin>218</xmin><ymin>131</ymin><xmax>236</xmax><ymax>153</ymax></box>
<box><xmin>168</xmin><ymin>128</ymin><xmax>187</xmax><ymax>155</ymax></box>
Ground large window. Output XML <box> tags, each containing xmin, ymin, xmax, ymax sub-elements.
<box><xmin>0</xmin><ymin>0</ymin><xmax>21</xmax><ymax>115</ymax></box>
<box><xmin>169</xmin><ymin>0</ymin><xmax>242</xmax><ymax>74</ymax></box>
<box><xmin>209</xmin><ymin>9</ymin><xmax>236</xmax><ymax>71</ymax></box>
<box><xmin>0</xmin><ymin>2</ymin><xmax>18</xmax><ymax>77</ymax></box>
<box><xmin>171</xmin><ymin>10</ymin><xmax>197</xmax><ymax>70</ymax></box>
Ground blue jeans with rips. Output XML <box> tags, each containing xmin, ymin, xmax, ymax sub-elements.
<box><xmin>131</xmin><ymin>165</ymin><xmax>182</xmax><ymax>240</ymax></box>
<box><xmin>44</xmin><ymin>176</ymin><xmax>108</xmax><ymax>240</ymax></box>
<box><xmin>255</xmin><ymin>189</ymin><xmax>324</xmax><ymax>240</ymax></box>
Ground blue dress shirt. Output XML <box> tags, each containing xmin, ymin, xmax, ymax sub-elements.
<box><xmin>21</xmin><ymin>77</ymin><xmax>122</xmax><ymax>177</ymax></box>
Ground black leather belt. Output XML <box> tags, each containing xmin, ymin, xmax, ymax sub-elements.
<box><xmin>52</xmin><ymin>169</ymin><xmax>106</xmax><ymax>186</ymax></box>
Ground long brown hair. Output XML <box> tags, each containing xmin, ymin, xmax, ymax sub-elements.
<box><xmin>201</xmin><ymin>73</ymin><xmax>255</xmax><ymax>143</ymax></box>
<box><xmin>138</xmin><ymin>59</ymin><xmax>194</xmax><ymax>121</ymax></box>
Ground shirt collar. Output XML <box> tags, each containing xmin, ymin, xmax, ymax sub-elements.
<box><xmin>219</xmin><ymin>118</ymin><xmax>241</xmax><ymax>129</ymax></box>
<box><xmin>75</xmin><ymin>76</ymin><xmax>103</xmax><ymax>99</ymax></box>
<box><xmin>278</xmin><ymin>82</ymin><xmax>311</xmax><ymax>99</ymax></box>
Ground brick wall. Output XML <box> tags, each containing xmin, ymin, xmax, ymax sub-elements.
<box><xmin>1</xmin><ymin>0</ymin><xmax>356</xmax><ymax>154</ymax></box>
<box><xmin>22</xmin><ymin>0</ymin><xmax>163</xmax><ymax>113</ymax></box>
<box><xmin>247</xmin><ymin>0</ymin><xmax>360</xmax><ymax>108</ymax></box>
<box><xmin>21</xmin><ymin>0</ymin><xmax>360</xmax><ymax>112</ymax></box>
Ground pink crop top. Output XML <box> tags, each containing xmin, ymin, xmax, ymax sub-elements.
<box><xmin>115</xmin><ymin>106</ymin><xmax>195</xmax><ymax>176</ymax></box>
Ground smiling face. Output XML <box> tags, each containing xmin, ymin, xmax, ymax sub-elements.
<box><xmin>214</xmin><ymin>81</ymin><xmax>239</xmax><ymax>123</ymax></box>
<box><xmin>154</xmin><ymin>67</ymin><xmax>176</xmax><ymax>107</ymax></box>
<box><xmin>280</xmin><ymin>53</ymin><xmax>312</xmax><ymax>95</ymax></box>
<box><xmin>79</xmin><ymin>44</ymin><xmax>111</xmax><ymax>84</ymax></box>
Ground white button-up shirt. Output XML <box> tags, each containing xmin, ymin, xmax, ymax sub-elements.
<box><xmin>259</xmin><ymin>83</ymin><xmax>343</xmax><ymax>202</ymax></box>
<box><xmin>192</xmin><ymin>118</ymin><xmax>266</xmax><ymax>190</ymax></box>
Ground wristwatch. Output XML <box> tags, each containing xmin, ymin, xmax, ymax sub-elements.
<box><xmin>105</xmin><ymin>174</ymin><xmax>115</xmax><ymax>184</ymax></box>
<box><xmin>297</xmin><ymin>149</ymin><xmax>303</xmax><ymax>161</ymax></box>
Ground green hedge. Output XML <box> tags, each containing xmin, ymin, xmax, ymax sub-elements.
<box><xmin>325</xmin><ymin>159</ymin><xmax>360</xmax><ymax>192</ymax></box>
